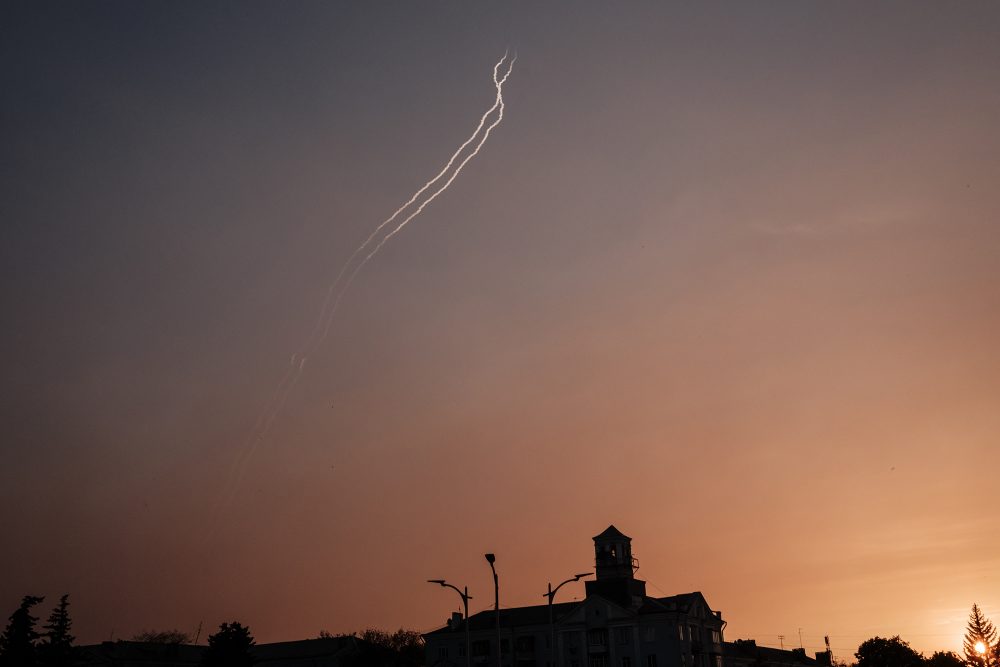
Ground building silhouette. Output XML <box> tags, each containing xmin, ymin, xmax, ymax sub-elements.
<box><xmin>424</xmin><ymin>526</ymin><xmax>727</xmax><ymax>667</ymax></box>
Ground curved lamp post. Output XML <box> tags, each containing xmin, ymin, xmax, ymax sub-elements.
<box><xmin>543</xmin><ymin>572</ymin><xmax>592</xmax><ymax>667</ymax></box>
<box><xmin>485</xmin><ymin>554</ymin><xmax>501</xmax><ymax>667</ymax></box>
<box><xmin>428</xmin><ymin>579</ymin><xmax>472</xmax><ymax>667</ymax></box>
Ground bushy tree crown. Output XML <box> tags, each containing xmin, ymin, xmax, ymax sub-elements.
<box><xmin>201</xmin><ymin>621</ymin><xmax>255</xmax><ymax>667</ymax></box>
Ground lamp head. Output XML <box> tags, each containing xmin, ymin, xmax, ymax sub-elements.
<box><xmin>574</xmin><ymin>572</ymin><xmax>593</xmax><ymax>580</ymax></box>
<box><xmin>485</xmin><ymin>553</ymin><xmax>496</xmax><ymax>564</ymax></box>
<box><xmin>428</xmin><ymin>579</ymin><xmax>446</xmax><ymax>585</ymax></box>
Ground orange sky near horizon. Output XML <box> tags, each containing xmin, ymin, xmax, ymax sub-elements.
<box><xmin>1</xmin><ymin>2</ymin><xmax>998</xmax><ymax>660</ymax></box>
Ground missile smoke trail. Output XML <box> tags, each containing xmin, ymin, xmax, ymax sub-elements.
<box><xmin>308</xmin><ymin>51</ymin><xmax>514</xmax><ymax>349</ymax></box>
<box><xmin>208</xmin><ymin>51</ymin><xmax>517</xmax><ymax>526</ymax></box>
<box><xmin>319</xmin><ymin>53</ymin><xmax>516</xmax><ymax>340</ymax></box>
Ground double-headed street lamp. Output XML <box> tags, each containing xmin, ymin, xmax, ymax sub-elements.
<box><xmin>427</xmin><ymin>579</ymin><xmax>472</xmax><ymax>667</ymax></box>
<box><xmin>544</xmin><ymin>572</ymin><xmax>592</xmax><ymax>667</ymax></box>
<box><xmin>485</xmin><ymin>554</ymin><xmax>501</xmax><ymax>667</ymax></box>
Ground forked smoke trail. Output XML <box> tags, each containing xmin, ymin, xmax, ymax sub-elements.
<box><xmin>362</xmin><ymin>60</ymin><xmax>515</xmax><ymax>262</ymax></box>
<box><xmin>222</xmin><ymin>356</ymin><xmax>305</xmax><ymax>508</ymax></box>
<box><xmin>320</xmin><ymin>55</ymin><xmax>516</xmax><ymax>341</ymax></box>
<box><xmin>206</xmin><ymin>354</ymin><xmax>301</xmax><ymax>525</ymax></box>
<box><xmin>208</xmin><ymin>51</ymin><xmax>516</xmax><ymax>528</ymax></box>
<box><xmin>304</xmin><ymin>51</ymin><xmax>512</xmax><ymax>352</ymax></box>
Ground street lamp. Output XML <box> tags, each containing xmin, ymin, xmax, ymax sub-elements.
<box><xmin>543</xmin><ymin>573</ymin><xmax>592</xmax><ymax>667</ymax></box>
<box><xmin>428</xmin><ymin>579</ymin><xmax>472</xmax><ymax>667</ymax></box>
<box><xmin>485</xmin><ymin>554</ymin><xmax>501</xmax><ymax>667</ymax></box>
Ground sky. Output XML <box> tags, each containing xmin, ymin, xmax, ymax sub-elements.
<box><xmin>2</xmin><ymin>1</ymin><xmax>999</xmax><ymax>660</ymax></box>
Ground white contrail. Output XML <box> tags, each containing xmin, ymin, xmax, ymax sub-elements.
<box><xmin>361</xmin><ymin>58</ymin><xmax>515</xmax><ymax>263</ymax></box>
<box><xmin>205</xmin><ymin>353</ymin><xmax>301</xmax><ymax>526</ymax></box>
<box><xmin>302</xmin><ymin>51</ymin><xmax>512</xmax><ymax>355</ymax></box>
<box><xmin>320</xmin><ymin>54</ymin><xmax>516</xmax><ymax>341</ymax></box>
<box><xmin>209</xmin><ymin>51</ymin><xmax>516</xmax><ymax>526</ymax></box>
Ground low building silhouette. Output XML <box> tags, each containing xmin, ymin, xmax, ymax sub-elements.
<box><xmin>723</xmin><ymin>640</ymin><xmax>828</xmax><ymax>667</ymax></box>
<box><xmin>424</xmin><ymin>526</ymin><xmax>726</xmax><ymax>667</ymax></box>
<box><xmin>77</xmin><ymin>635</ymin><xmax>373</xmax><ymax>667</ymax></box>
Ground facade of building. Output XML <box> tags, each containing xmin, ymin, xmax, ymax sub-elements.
<box><xmin>424</xmin><ymin>526</ymin><xmax>727</xmax><ymax>667</ymax></box>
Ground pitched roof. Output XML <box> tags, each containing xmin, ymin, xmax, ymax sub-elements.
<box><xmin>252</xmin><ymin>636</ymin><xmax>362</xmax><ymax>662</ymax></box>
<box><xmin>77</xmin><ymin>641</ymin><xmax>204</xmax><ymax>665</ymax></box>
<box><xmin>424</xmin><ymin>601</ymin><xmax>580</xmax><ymax>636</ymax></box>
<box><xmin>424</xmin><ymin>592</ymin><xmax>714</xmax><ymax>638</ymax></box>
<box><xmin>593</xmin><ymin>525</ymin><xmax>631</xmax><ymax>541</ymax></box>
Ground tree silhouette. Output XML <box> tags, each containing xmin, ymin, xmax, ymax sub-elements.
<box><xmin>0</xmin><ymin>595</ymin><xmax>45</xmax><ymax>667</ymax></box>
<box><xmin>854</xmin><ymin>636</ymin><xmax>923</xmax><ymax>667</ymax></box>
<box><xmin>131</xmin><ymin>629</ymin><xmax>191</xmax><ymax>644</ymax></box>
<box><xmin>354</xmin><ymin>628</ymin><xmax>424</xmax><ymax>667</ymax></box>
<box><xmin>201</xmin><ymin>622</ymin><xmax>255</xmax><ymax>667</ymax></box>
<box><xmin>38</xmin><ymin>595</ymin><xmax>74</xmax><ymax>667</ymax></box>
<box><xmin>964</xmin><ymin>605</ymin><xmax>998</xmax><ymax>667</ymax></box>
<box><xmin>925</xmin><ymin>652</ymin><xmax>964</xmax><ymax>667</ymax></box>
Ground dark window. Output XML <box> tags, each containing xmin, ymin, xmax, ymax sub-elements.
<box><xmin>647</xmin><ymin>656</ymin><xmax>658</xmax><ymax>667</ymax></box>
<box><xmin>440</xmin><ymin>647</ymin><xmax>449</xmax><ymax>658</ymax></box>
<box><xmin>590</xmin><ymin>656</ymin><xmax>608</xmax><ymax>667</ymax></box>
<box><xmin>516</xmin><ymin>636</ymin><xmax>536</xmax><ymax>652</ymax></box>
<box><xmin>623</xmin><ymin>658</ymin><xmax>632</xmax><ymax>667</ymax></box>
<box><xmin>588</xmin><ymin>630</ymin><xmax>608</xmax><ymax>647</ymax></box>
<box><xmin>502</xmin><ymin>639</ymin><xmax>510</xmax><ymax>653</ymax></box>
<box><xmin>473</xmin><ymin>640</ymin><xmax>491</xmax><ymax>656</ymax></box>
<box><xmin>615</xmin><ymin>627</ymin><xmax>633</xmax><ymax>644</ymax></box>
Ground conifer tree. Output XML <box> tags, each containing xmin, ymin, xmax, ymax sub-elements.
<box><xmin>964</xmin><ymin>604</ymin><xmax>999</xmax><ymax>667</ymax></box>
<box><xmin>201</xmin><ymin>622</ymin><xmax>255</xmax><ymax>667</ymax></box>
<box><xmin>38</xmin><ymin>595</ymin><xmax>75</xmax><ymax>667</ymax></box>
<box><xmin>0</xmin><ymin>595</ymin><xmax>45</xmax><ymax>667</ymax></box>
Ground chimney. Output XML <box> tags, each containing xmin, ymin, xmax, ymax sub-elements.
<box><xmin>448</xmin><ymin>612</ymin><xmax>463</xmax><ymax>630</ymax></box>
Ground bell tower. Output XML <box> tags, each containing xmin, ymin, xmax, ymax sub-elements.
<box><xmin>585</xmin><ymin>525</ymin><xmax>646</xmax><ymax>607</ymax></box>
<box><xmin>593</xmin><ymin>524</ymin><xmax>635</xmax><ymax>579</ymax></box>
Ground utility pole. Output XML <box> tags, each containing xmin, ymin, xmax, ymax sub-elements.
<box><xmin>779</xmin><ymin>635</ymin><xmax>785</xmax><ymax>650</ymax></box>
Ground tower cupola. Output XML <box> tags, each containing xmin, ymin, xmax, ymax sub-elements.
<box><xmin>585</xmin><ymin>525</ymin><xmax>646</xmax><ymax>607</ymax></box>
<box><xmin>593</xmin><ymin>524</ymin><xmax>636</xmax><ymax>579</ymax></box>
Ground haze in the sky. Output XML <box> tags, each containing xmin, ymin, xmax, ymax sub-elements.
<box><xmin>2</xmin><ymin>1</ymin><xmax>999</xmax><ymax>659</ymax></box>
